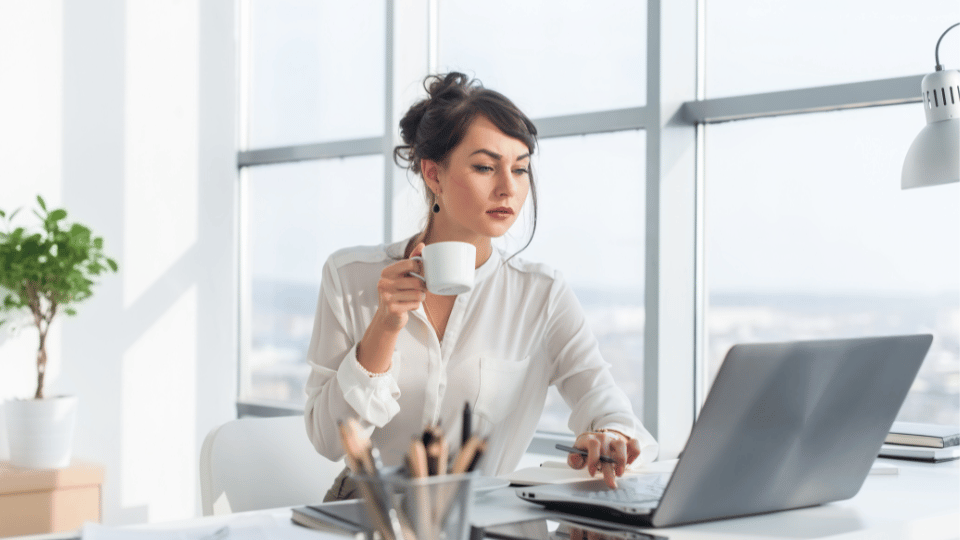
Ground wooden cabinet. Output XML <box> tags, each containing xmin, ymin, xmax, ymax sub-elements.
<box><xmin>0</xmin><ymin>461</ymin><xmax>103</xmax><ymax>537</ymax></box>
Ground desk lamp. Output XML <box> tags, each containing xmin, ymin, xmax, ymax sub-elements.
<box><xmin>902</xmin><ymin>22</ymin><xmax>960</xmax><ymax>189</ymax></box>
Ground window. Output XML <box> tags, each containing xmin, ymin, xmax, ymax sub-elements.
<box><xmin>244</xmin><ymin>0</ymin><xmax>384</xmax><ymax>148</ymax></box>
<box><xmin>704</xmin><ymin>0</ymin><xmax>957</xmax><ymax>98</ymax></box>
<box><xmin>438</xmin><ymin>0</ymin><xmax>647</xmax><ymax>117</ymax></box>
<box><xmin>702</xmin><ymin>0</ymin><xmax>960</xmax><ymax>425</ymax></box>
<box><xmin>704</xmin><ymin>106</ymin><xmax>959</xmax><ymax>424</ymax></box>
<box><xmin>242</xmin><ymin>157</ymin><xmax>384</xmax><ymax>406</ymax></box>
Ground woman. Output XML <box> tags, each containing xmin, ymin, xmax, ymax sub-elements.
<box><xmin>304</xmin><ymin>72</ymin><xmax>658</xmax><ymax>501</ymax></box>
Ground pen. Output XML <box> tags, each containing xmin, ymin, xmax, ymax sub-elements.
<box><xmin>462</xmin><ymin>401</ymin><xmax>472</xmax><ymax>447</ymax></box>
<box><xmin>555</xmin><ymin>443</ymin><xmax>617</xmax><ymax>464</ymax></box>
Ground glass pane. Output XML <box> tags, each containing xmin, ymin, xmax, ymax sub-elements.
<box><xmin>246</xmin><ymin>0</ymin><xmax>385</xmax><ymax>148</ymax></box>
<box><xmin>244</xmin><ymin>156</ymin><xmax>384</xmax><ymax>404</ymax></box>
<box><xmin>515</xmin><ymin>130</ymin><xmax>646</xmax><ymax>433</ymax></box>
<box><xmin>439</xmin><ymin>0</ymin><xmax>647</xmax><ymax>118</ymax></box>
<box><xmin>705</xmin><ymin>0</ymin><xmax>960</xmax><ymax>98</ymax></box>
<box><xmin>705</xmin><ymin>105</ymin><xmax>960</xmax><ymax>425</ymax></box>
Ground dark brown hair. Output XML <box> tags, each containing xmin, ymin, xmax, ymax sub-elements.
<box><xmin>394</xmin><ymin>72</ymin><xmax>539</xmax><ymax>256</ymax></box>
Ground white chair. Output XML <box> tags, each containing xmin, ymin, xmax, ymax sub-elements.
<box><xmin>199</xmin><ymin>415</ymin><xmax>345</xmax><ymax>515</ymax></box>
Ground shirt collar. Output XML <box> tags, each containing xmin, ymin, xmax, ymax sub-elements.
<box><xmin>475</xmin><ymin>243</ymin><xmax>501</xmax><ymax>286</ymax></box>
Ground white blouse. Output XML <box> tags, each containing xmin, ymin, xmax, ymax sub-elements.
<box><xmin>303</xmin><ymin>239</ymin><xmax>658</xmax><ymax>477</ymax></box>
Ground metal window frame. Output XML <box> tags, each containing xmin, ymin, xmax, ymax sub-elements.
<box><xmin>235</xmin><ymin>1</ymin><xmax>929</xmax><ymax>453</ymax></box>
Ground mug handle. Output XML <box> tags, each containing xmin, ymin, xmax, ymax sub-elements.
<box><xmin>409</xmin><ymin>255</ymin><xmax>426</xmax><ymax>283</ymax></box>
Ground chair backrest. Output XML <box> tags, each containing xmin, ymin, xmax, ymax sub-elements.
<box><xmin>199</xmin><ymin>415</ymin><xmax>344</xmax><ymax>515</ymax></box>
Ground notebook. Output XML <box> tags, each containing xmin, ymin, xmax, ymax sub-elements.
<box><xmin>879</xmin><ymin>443</ymin><xmax>960</xmax><ymax>463</ymax></box>
<box><xmin>518</xmin><ymin>334</ymin><xmax>933</xmax><ymax>528</ymax></box>
<box><xmin>885</xmin><ymin>421</ymin><xmax>960</xmax><ymax>448</ymax></box>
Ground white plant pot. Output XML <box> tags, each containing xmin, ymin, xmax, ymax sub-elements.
<box><xmin>5</xmin><ymin>395</ymin><xmax>78</xmax><ymax>469</ymax></box>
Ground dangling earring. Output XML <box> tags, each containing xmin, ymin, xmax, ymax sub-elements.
<box><xmin>432</xmin><ymin>195</ymin><xmax>440</xmax><ymax>213</ymax></box>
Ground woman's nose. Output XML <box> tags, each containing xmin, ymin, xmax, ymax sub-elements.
<box><xmin>496</xmin><ymin>169</ymin><xmax>517</xmax><ymax>197</ymax></box>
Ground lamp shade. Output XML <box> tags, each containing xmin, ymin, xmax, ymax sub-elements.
<box><xmin>902</xmin><ymin>69</ymin><xmax>960</xmax><ymax>189</ymax></box>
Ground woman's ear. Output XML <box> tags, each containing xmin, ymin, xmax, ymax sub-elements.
<box><xmin>421</xmin><ymin>159</ymin><xmax>441</xmax><ymax>193</ymax></box>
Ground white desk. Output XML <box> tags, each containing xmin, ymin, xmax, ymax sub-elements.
<box><xmin>11</xmin><ymin>458</ymin><xmax>959</xmax><ymax>540</ymax></box>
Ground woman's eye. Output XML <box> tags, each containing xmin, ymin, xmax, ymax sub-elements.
<box><xmin>473</xmin><ymin>165</ymin><xmax>494</xmax><ymax>173</ymax></box>
<box><xmin>514</xmin><ymin>168</ymin><xmax>529</xmax><ymax>175</ymax></box>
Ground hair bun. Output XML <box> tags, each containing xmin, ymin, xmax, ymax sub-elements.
<box><xmin>393</xmin><ymin>71</ymin><xmax>535</xmax><ymax>177</ymax></box>
<box><xmin>426</xmin><ymin>72</ymin><xmax>474</xmax><ymax>102</ymax></box>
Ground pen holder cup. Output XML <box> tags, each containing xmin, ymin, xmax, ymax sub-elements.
<box><xmin>355</xmin><ymin>471</ymin><xmax>476</xmax><ymax>540</ymax></box>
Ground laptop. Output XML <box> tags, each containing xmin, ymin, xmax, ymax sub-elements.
<box><xmin>518</xmin><ymin>334</ymin><xmax>933</xmax><ymax>528</ymax></box>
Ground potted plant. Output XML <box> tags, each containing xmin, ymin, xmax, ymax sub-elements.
<box><xmin>0</xmin><ymin>195</ymin><xmax>117</xmax><ymax>468</ymax></box>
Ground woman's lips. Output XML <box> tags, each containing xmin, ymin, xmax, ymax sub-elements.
<box><xmin>487</xmin><ymin>207</ymin><xmax>514</xmax><ymax>215</ymax></box>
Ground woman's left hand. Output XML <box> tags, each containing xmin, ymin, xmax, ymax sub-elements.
<box><xmin>566</xmin><ymin>430</ymin><xmax>641</xmax><ymax>489</ymax></box>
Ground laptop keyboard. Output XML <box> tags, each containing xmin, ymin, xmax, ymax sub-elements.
<box><xmin>583</xmin><ymin>475</ymin><xmax>667</xmax><ymax>505</ymax></box>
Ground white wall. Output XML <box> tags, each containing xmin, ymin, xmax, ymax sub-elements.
<box><xmin>0</xmin><ymin>0</ymin><xmax>238</xmax><ymax>524</ymax></box>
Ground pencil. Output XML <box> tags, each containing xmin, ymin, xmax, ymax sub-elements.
<box><xmin>466</xmin><ymin>439</ymin><xmax>486</xmax><ymax>472</ymax></box>
<box><xmin>423</xmin><ymin>425</ymin><xmax>445</xmax><ymax>476</ymax></box>
<box><xmin>407</xmin><ymin>438</ymin><xmax>433</xmax><ymax>540</ymax></box>
<box><xmin>451</xmin><ymin>436</ymin><xmax>483</xmax><ymax>475</ymax></box>
<box><xmin>408</xmin><ymin>438</ymin><xmax>429</xmax><ymax>479</ymax></box>
<box><xmin>337</xmin><ymin>419</ymin><xmax>395</xmax><ymax>540</ymax></box>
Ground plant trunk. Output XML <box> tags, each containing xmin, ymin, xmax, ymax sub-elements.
<box><xmin>35</xmin><ymin>331</ymin><xmax>47</xmax><ymax>399</ymax></box>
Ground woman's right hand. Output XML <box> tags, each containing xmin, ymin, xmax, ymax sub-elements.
<box><xmin>356</xmin><ymin>243</ymin><xmax>427</xmax><ymax>375</ymax></box>
<box><xmin>372</xmin><ymin>242</ymin><xmax>428</xmax><ymax>332</ymax></box>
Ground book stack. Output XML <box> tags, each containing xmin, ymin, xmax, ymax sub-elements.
<box><xmin>879</xmin><ymin>422</ymin><xmax>960</xmax><ymax>463</ymax></box>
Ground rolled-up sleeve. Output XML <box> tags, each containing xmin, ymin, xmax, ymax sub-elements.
<box><xmin>303</xmin><ymin>255</ymin><xmax>402</xmax><ymax>461</ymax></box>
<box><xmin>336</xmin><ymin>345</ymin><xmax>401</xmax><ymax>427</ymax></box>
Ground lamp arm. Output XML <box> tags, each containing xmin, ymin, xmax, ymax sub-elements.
<box><xmin>934</xmin><ymin>22</ymin><xmax>959</xmax><ymax>71</ymax></box>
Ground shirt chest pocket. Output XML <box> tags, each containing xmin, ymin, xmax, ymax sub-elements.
<box><xmin>475</xmin><ymin>355</ymin><xmax>532</xmax><ymax>425</ymax></box>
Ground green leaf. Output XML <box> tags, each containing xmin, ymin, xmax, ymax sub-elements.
<box><xmin>93</xmin><ymin>237</ymin><xmax>103</xmax><ymax>249</ymax></box>
<box><xmin>69</xmin><ymin>223</ymin><xmax>91</xmax><ymax>238</ymax></box>
<box><xmin>36</xmin><ymin>195</ymin><xmax>47</xmax><ymax>211</ymax></box>
<box><xmin>0</xmin><ymin>210</ymin><xmax>5</xmax><ymax>218</ymax></box>
<box><xmin>107</xmin><ymin>258</ymin><xmax>118</xmax><ymax>272</ymax></box>
<box><xmin>49</xmin><ymin>209</ymin><xmax>67</xmax><ymax>221</ymax></box>
<box><xmin>65</xmin><ymin>308</ymin><xmax>77</xmax><ymax>316</ymax></box>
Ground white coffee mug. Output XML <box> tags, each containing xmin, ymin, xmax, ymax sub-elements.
<box><xmin>410</xmin><ymin>241</ymin><xmax>476</xmax><ymax>295</ymax></box>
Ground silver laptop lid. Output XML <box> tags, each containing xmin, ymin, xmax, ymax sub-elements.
<box><xmin>516</xmin><ymin>334</ymin><xmax>933</xmax><ymax>528</ymax></box>
<box><xmin>651</xmin><ymin>334</ymin><xmax>932</xmax><ymax>527</ymax></box>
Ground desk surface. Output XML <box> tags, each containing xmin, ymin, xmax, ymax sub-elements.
<box><xmin>10</xmin><ymin>458</ymin><xmax>960</xmax><ymax>540</ymax></box>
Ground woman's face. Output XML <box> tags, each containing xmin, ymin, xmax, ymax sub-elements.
<box><xmin>423</xmin><ymin>115</ymin><xmax>531</xmax><ymax>243</ymax></box>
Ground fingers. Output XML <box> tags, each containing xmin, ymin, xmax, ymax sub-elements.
<box><xmin>574</xmin><ymin>430</ymin><xmax>637</xmax><ymax>488</ymax></box>
<box><xmin>374</xmin><ymin>256</ymin><xmax>428</xmax><ymax>331</ymax></box>
<box><xmin>583</xmin><ymin>436</ymin><xmax>603</xmax><ymax>477</ymax></box>
<box><xmin>625</xmin><ymin>437</ymin><xmax>642</xmax><ymax>465</ymax></box>
<box><xmin>609</xmin><ymin>436</ymin><xmax>628</xmax><ymax>476</ymax></box>
<box><xmin>567</xmin><ymin>451</ymin><xmax>585</xmax><ymax>470</ymax></box>
<box><xmin>601</xmin><ymin>460</ymin><xmax>618</xmax><ymax>489</ymax></box>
